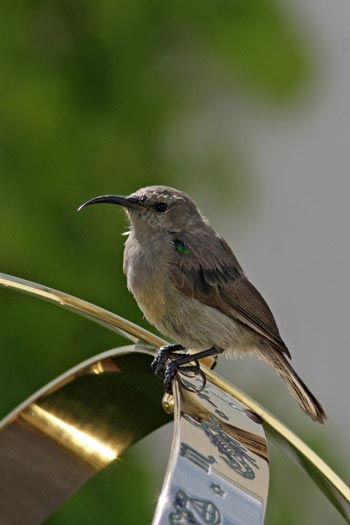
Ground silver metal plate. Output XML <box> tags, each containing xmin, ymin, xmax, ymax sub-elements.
<box><xmin>154</xmin><ymin>375</ymin><xmax>269</xmax><ymax>525</ymax></box>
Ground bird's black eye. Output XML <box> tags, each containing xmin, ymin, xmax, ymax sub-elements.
<box><xmin>154</xmin><ymin>202</ymin><xmax>168</xmax><ymax>213</ymax></box>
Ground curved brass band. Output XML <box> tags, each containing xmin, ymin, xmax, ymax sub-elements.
<box><xmin>0</xmin><ymin>346</ymin><xmax>171</xmax><ymax>524</ymax></box>
<box><xmin>0</xmin><ymin>272</ymin><xmax>166</xmax><ymax>348</ymax></box>
<box><xmin>0</xmin><ymin>272</ymin><xmax>349</xmax><ymax>521</ymax></box>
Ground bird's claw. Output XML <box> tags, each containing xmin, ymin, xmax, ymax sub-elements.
<box><xmin>163</xmin><ymin>359</ymin><xmax>207</xmax><ymax>395</ymax></box>
<box><xmin>152</xmin><ymin>344</ymin><xmax>207</xmax><ymax>394</ymax></box>
<box><xmin>151</xmin><ymin>343</ymin><xmax>185</xmax><ymax>376</ymax></box>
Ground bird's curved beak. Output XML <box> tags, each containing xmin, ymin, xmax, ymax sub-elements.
<box><xmin>78</xmin><ymin>195</ymin><xmax>142</xmax><ymax>212</ymax></box>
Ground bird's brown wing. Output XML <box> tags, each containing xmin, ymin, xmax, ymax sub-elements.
<box><xmin>171</xmin><ymin>231</ymin><xmax>291</xmax><ymax>358</ymax></box>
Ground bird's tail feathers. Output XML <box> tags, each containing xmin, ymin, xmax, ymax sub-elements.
<box><xmin>257</xmin><ymin>348</ymin><xmax>326</xmax><ymax>424</ymax></box>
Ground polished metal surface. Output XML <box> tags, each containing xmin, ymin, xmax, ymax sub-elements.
<box><xmin>203</xmin><ymin>371</ymin><xmax>350</xmax><ymax>523</ymax></box>
<box><xmin>0</xmin><ymin>346</ymin><xmax>171</xmax><ymax>524</ymax></box>
<box><xmin>154</xmin><ymin>376</ymin><xmax>269</xmax><ymax>525</ymax></box>
<box><xmin>0</xmin><ymin>272</ymin><xmax>349</xmax><ymax>523</ymax></box>
<box><xmin>0</xmin><ymin>272</ymin><xmax>166</xmax><ymax>348</ymax></box>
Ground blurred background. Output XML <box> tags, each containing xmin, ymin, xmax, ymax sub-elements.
<box><xmin>0</xmin><ymin>1</ymin><xmax>349</xmax><ymax>523</ymax></box>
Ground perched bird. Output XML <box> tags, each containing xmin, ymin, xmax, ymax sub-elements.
<box><xmin>78</xmin><ymin>185</ymin><xmax>326</xmax><ymax>423</ymax></box>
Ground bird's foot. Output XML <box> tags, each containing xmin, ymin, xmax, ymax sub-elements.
<box><xmin>163</xmin><ymin>357</ymin><xmax>207</xmax><ymax>394</ymax></box>
<box><xmin>153</xmin><ymin>345</ymin><xmax>222</xmax><ymax>395</ymax></box>
<box><xmin>151</xmin><ymin>343</ymin><xmax>185</xmax><ymax>376</ymax></box>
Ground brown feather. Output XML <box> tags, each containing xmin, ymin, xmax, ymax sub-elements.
<box><xmin>256</xmin><ymin>348</ymin><xmax>326</xmax><ymax>423</ymax></box>
<box><xmin>171</xmin><ymin>230</ymin><xmax>291</xmax><ymax>358</ymax></box>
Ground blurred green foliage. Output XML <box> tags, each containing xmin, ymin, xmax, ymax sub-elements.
<box><xmin>1</xmin><ymin>1</ymin><xmax>340</xmax><ymax>524</ymax></box>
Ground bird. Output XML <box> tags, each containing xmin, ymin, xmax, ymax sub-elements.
<box><xmin>78</xmin><ymin>185</ymin><xmax>326</xmax><ymax>423</ymax></box>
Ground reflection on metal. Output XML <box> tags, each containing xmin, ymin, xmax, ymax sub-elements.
<box><xmin>21</xmin><ymin>405</ymin><xmax>118</xmax><ymax>467</ymax></box>
<box><xmin>154</xmin><ymin>376</ymin><xmax>269</xmax><ymax>525</ymax></box>
<box><xmin>0</xmin><ymin>272</ymin><xmax>349</xmax><ymax>523</ymax></box>
<box><xmin>0</xmin><ymin>348</ymin><xmax>171</xmax><ymax>524</ymax></box>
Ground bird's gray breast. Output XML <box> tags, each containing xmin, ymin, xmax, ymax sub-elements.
<box><xmin>123</xmin><ymin>235</ymin><xmax>169</xmax><ymax>327</ymax></box>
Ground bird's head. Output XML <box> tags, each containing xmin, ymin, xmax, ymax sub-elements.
<box><xmin>78</xmin><ymin>185</ymin><xmax>204</xmax><ymax>236</ymax></box>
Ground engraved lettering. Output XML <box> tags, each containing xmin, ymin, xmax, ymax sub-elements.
<box><xmin>214</xmin><ymin>409</ymin><xmax>229</xmax><ymax>421</ymax></box>
<box><xmin>202</xmin><ymin>416</ymin><xmax>258</xmax><ymax>479</ymax></box>
<box><xmin>169</xmin><ymin>489</ymin><xmax>222</xmax><ymax>525</ymax></box>
<box><xmin>180</xmin><ymin>442</ymin><xmax>216</xmax><ymax>473</ymax></box>
<box><xmin>210</xmin><ymin>483</ymin><xmax>226</xmax><ymax>497</ymax></box>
